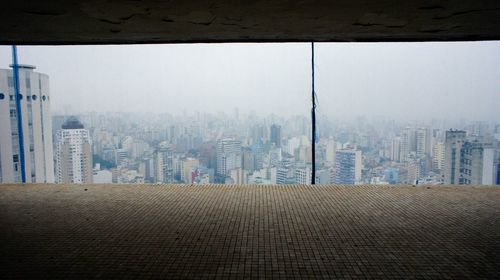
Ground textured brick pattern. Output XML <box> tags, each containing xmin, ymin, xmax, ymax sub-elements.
<box><xmin>0</xmin><ymin>184</ymin><xmax>499</xmax><ymax>279</ymax></box>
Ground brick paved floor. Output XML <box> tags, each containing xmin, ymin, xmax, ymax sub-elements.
<box><xmin>0</xmin><ymin>184</ymin><xmax>499</xmax><ymax>279</ymax></box>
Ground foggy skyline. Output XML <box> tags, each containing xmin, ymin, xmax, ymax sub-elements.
<box><xmin>0</xmin><ymin>42</ymin><xmax>498</xmax><ymax>121</ymax></box>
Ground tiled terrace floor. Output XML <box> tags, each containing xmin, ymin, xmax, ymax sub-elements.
<box><xmin>1</xmin><ymin>184</ymin><xmax>499</xmax><ymax>279</ymax></box>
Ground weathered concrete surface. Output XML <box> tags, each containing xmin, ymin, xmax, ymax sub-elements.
<box><xmin>1</xmin><ymin>1</ymin><xmax>500</xmax><ymax>44</ymax></box>
<box><xmin>1</xmin><ymin>184</ymin><xmax>499</xmax><ymax>278</ymax></box>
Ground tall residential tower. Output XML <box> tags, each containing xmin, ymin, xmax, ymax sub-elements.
<box><xmin>216</xmin><ymin>138</ymin><xmax>242</xmax><ymax>178</ymax></box>
<box><xmin>443</xmin><ymin>130</ymin><xmax>466</xmax><ymax>184</ymax></box>
<box><xmin>334</xmin><ymin>149</ymin><xmax>362</xmax><ymax>184</ymax></box>
<box><xmin>0</xmin><ymin>65</ymin><xmax>54</xmax><ymax>183</ymax></box>
<box><xmin>55</xmin><ymin>117</ymin><xmax>93</xmax><ymax>184</ymax></box>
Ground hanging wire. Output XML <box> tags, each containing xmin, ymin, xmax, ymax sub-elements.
<box><xmin>311</xmin><ymin>42</ymin><xmax>316</xmax><ymax>185</ymax></box>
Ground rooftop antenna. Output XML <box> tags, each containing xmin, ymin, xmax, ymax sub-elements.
<box><xmin>311</xmin><ymin>42</ymin><xmax>316</xmax><ymax>185</ymax></box>
<box><xmin>12</xmin><ymin>45</ymin><xmax>26</xmax><ymax>183</ymax></box>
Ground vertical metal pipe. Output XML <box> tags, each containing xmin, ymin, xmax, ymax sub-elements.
<box><xmin>12</xmin><ymin>45</ymin><xmax>26</xmax><ymax>183</ymax></box>
<box><xmin>311</xmin><ymin>42</ymin><xmax>316</xmax><ymax>185</ymax></box>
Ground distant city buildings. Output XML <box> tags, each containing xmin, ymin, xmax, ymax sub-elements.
<box><xmin>55</xmin><ymin>117</ymin><xmax>93</xmax><ymax>184</ymax></box>
<box><xmin>0</xmin><ymin>65</ymin><xmax>54</xmax><ymax>183</ymax></box>
<box><xmin>0</xmin><ymin>58</ymin><xmax>498</xmax><ymax>187</ymax></box>
<box><xmin>39</xmin><ymin>109</ymin><xmax>499</xmax><ymax>186</ymax></box>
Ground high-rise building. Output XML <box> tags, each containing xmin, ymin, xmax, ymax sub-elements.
<box><xmin>400</xmin><ymin>127</ymin><xmax>416</xmax><ymax>162</ymax></box>
<box><xmin>216</xmin><ymin>138</ymin><xmax>242</xmax><ymax>178</ymax></box>
<box><xmin>335</xmin><ymin>149</ymin><xmax>362</xmax><ymax>184</ymax></box>
<box><xmin>269</xmin><ymin>147</ymin><xmax>282</xmax><ymax>167</ymax></box>
<box><xmin>251</xmin><ymin>125</ymin><xmax>265</xmax><ymax>144</ymax></box>
<box><xmin>432</xmin><ymin>141</ymin><xmax>445</xmax><ymax>173</ymax></box>
<box><xmin>460</xmin><ymin>141</ymin><xmax>497</xmax><ymax>185</ymax></box>
<box><xmin>115</xmin><ymin>148</ymin><xmax>128</xmax><ymax>167</ymax></box>
<box><xmin>0</xmin><ymin>65</ymin><xmax>54</xmax><ymax>183</ymax></box>
<box><xmin>391</xmin><ymin>137</ymin><xmax>401</xmax><ymax>162</ymax></box>
<box><xmin>140</xmin><ymin>157</ymin><xmax>154</xmax><ymax>183</ymax></box>
<box><xmin>276</xmin><ymin>155</ymin><xmax>295</xmax><ymax>184</ymax></box>
<box><xmin>55</xmin><ymin>117</ymin><xmax>93</xmax><ymax>184</ymax></box>
<box><xmin>153</xmin><ymin>142</ymin><xmax>174</xmax><ymax>183</ymax></box>
<box><xmin>325</xmin><ymin>138</ymin><xmax>336</xmax><ymax>166</ymax></box>
<box><xmin>277</xmin><ymin>167</ymin><xmax>295</xmax><ymax>184</ymax></box>
<box><xmin>443</xmin><ymin>130</ymin><xmax>466</xmax><ymax>184</ymax></box>
<box><xmin>443</xmin><ymin>130</ymin><xmax>498</xmax><ymax>185</ymax></box>
<box><xmin>242</xmin><ymin>148</ymin><xmax>255</xmax><ymax>171</ymax></box>
<box><xmin>416</xmin><ymin>127</ymin><xmax>431</xmax><ymax>158</ymax></box>
<box><xmin>270</xmin><ymin>124</ymin><xmax>281</xmax><ymax>147</ymax></box>
<box><xmin>252</xmin><ymin>141</ymin><xmax>264</xmax><ymax>170</ymax></box>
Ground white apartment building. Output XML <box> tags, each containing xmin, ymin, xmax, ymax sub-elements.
<box><xmin>0</xmin><ymin>65</ymin><xmax>54</xmax><ymax>183</ymax></box>
<box><xmin>216</xmin><ymin>138</ymin><xmax>242</xmax><ymax>177</ymax></box>
<box><xmin>55</xmin><ymin>117</ymin><xmax>93</xmax><ymax>184</ymax></box>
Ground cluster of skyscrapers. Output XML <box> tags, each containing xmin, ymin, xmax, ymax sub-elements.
<box><xmin>387</xmin><ymin>125</ymin><xmax>499</xmax><ymax>185</ymax></box>
<box><xmin>1</xmin><ymin>64</ymin><xmax>499</xmax><ymax>186</ymax></box>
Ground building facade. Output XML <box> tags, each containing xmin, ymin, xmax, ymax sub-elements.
<box><xmin>335</xmin><ymin>149</ymin><xmax>362</xmax><ymax>184</ymax></box>
<box><xmin>55</xmin><ymin>117</ymin><xmax>93</xmax><ymax>184</ymax></box>
<box><xmin>460</xmin><ymin>141</ymin><xmax>497</xmax><ymax>185</ymax></box>
<box><xmin>0</xmin><ymin>65</ymin><xmax>54</xmax><ymax>183</ymax></box>
<box><xmin>153</xmin><ymin>142</ymin><xmax>174</xmax><ymax>183</ymax></box>
<box><xmin>270</xmin><ymin>124</ymin><xmax>281</xmax><ymax>147</ymax></box>
<box><xmin>443</xmin><ymin>130</ymin><xmax>466</xmax><ymax>184</ymax></box>
<box><xmin>442</xmin><ymin>130</ymin><xmax>498</xmax><ymax>185</ymax></box>
<box><xmin>216</xmin><ymin>138</ymin><xmax>242</xmax><ymax>178</ymax></box>
<box><xmin>295</xmin><ymin>166</ymin><xmax>311</xmax><ymax>184</ymax></box>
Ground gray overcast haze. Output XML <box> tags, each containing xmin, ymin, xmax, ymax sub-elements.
<box><xmin>0</xmin><ymin>42</ymin><xmax>498</xmax><ymax>121</ymax></box>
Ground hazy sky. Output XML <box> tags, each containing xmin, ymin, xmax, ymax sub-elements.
<box><xmin>0</xmin><ymin>42</ymin><xmax>498</xmax><ymax>120</ymax></box>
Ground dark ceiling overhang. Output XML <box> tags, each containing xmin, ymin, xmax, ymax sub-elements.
<box><xmin>1</xmin><ymin>0</ymin><xmax>500</xmax><ymax>45</ymax></box>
